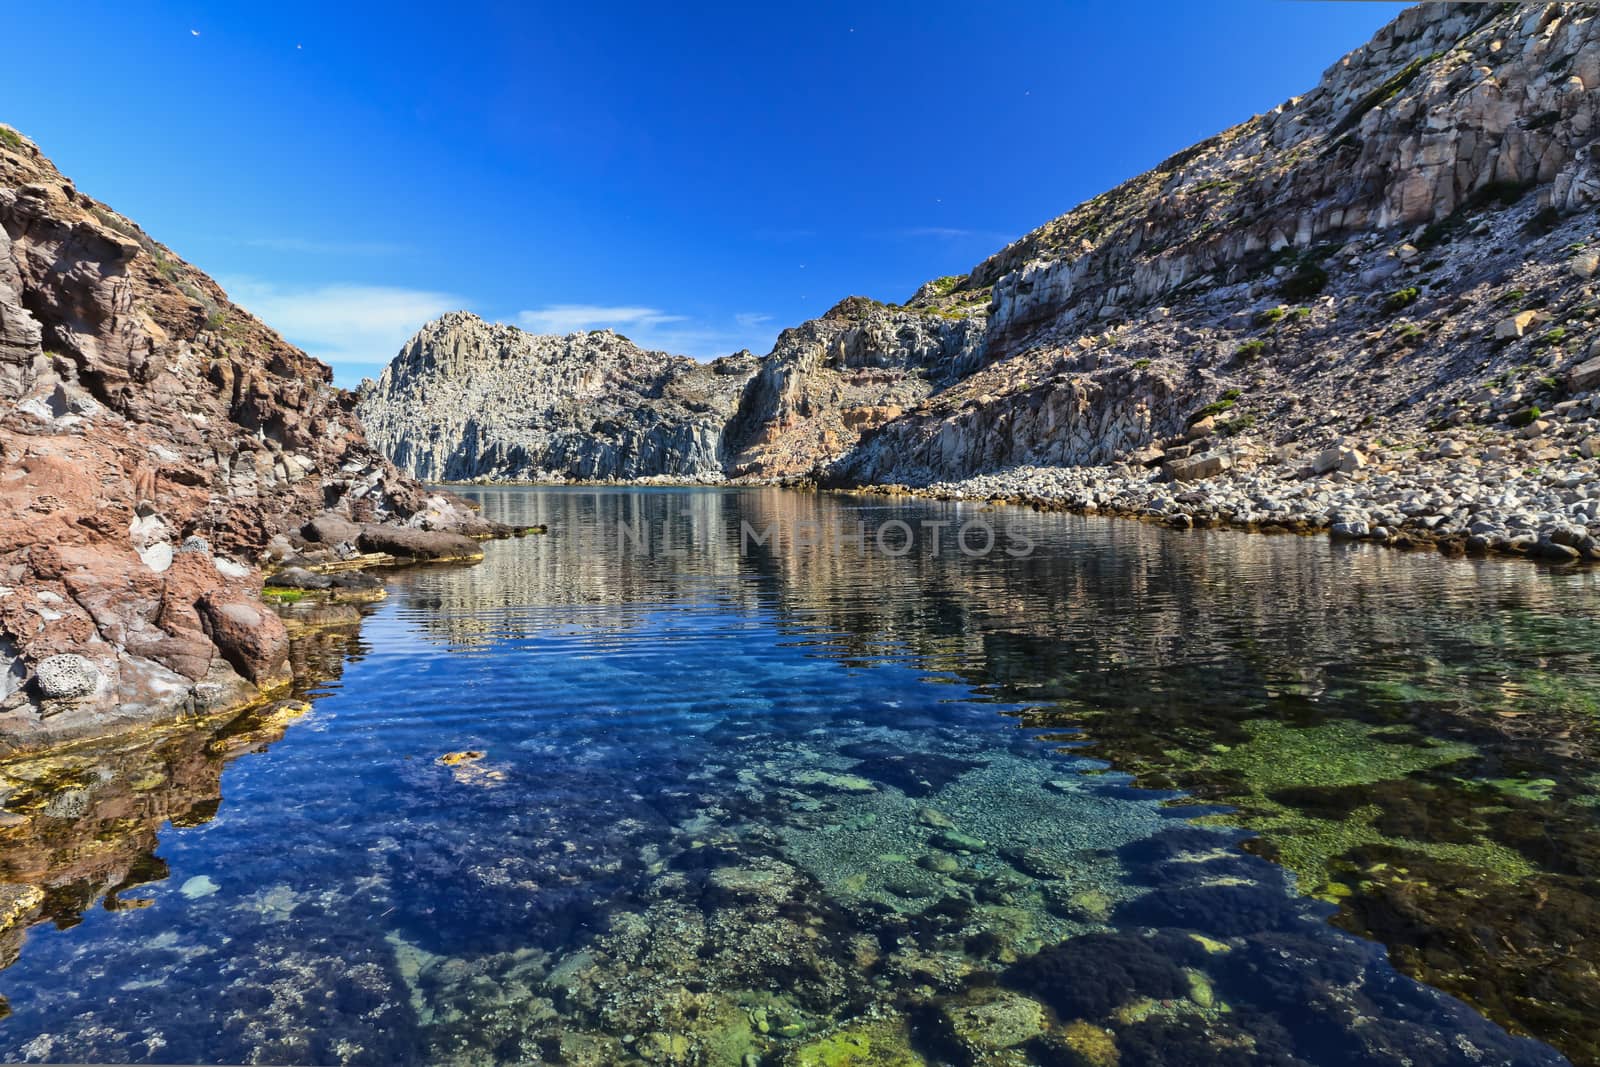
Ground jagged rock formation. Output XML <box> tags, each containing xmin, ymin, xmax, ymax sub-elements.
<box><xmin>362</xmin><ymin>2</ymin><xmax>1600</xmax><ymax>520</ymax></box>
<box><xmin>358</xmin><ymin>313</ymin><xmax>758</xmax><ymax>482</ymax></box>
<box><xmin>0</xmin><ymin>131</ymin><xmax>493</xmax><ymax>754</ymax></box>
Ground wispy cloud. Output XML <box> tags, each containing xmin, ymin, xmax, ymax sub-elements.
<box><xmin>513</xmin><ymin>304</ymin><xmax>775</xmax><ymax>359</ymax></box>
<box><xmin>516</xmin><ymin>304</ymin><xmax>687</xmax><ymax>335</ymax></box>
<box><xmin>223</xmin><ymin>278</ymin><xmax>464</xmax><ymax>383</ymax></box>
<box><xmin>244</xmin><ymin>236</ymin><xmax>415</xmax><ymax>257</ymax></box>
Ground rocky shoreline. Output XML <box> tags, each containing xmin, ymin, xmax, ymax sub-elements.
<box><xmin>0</xmin><ymin>128</ymin><xmax>531</xmax><ymax>757</ymax></box>
<box><xmin>866</xmin><ymin>416</ymin><xmax>1600</xmax><ymax>566</ymax></box>
<box><xmin>430</xmin><ymin>406</ymin><xmax>1600</xmax><ymax>565</ymax></box>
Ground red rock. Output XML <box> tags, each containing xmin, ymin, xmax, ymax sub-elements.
<box><xmin>0</xmin><ymin>133</ymin><xmax>493</xmax><ymax>753</ymax></box>
<box><xmin>195</xmin><ymin>593</ymin><xmax>290</xmax><ymax>688</ymax></box>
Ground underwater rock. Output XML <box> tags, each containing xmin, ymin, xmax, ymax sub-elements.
<box><xmin>1005</xmin><ymin>932</ymin><xmax>1197</xmax><ymax>1021</ymax></box>
<box><xmin>935</xmin><ymin>987</ymin><xmax>1048</xmax><ymax>1054</ymax></box>
<box><xmin>178</xmin><ymin>875</ymin><xmax>217</xmax><ymax>899</ymax></box>
<box><xmin>1055</xmin><ymin>1020</ymin><xmax>1120</xmax><ymax>1067</ymax></box>
<box><xmin>1114</xmin><ymin>884</ymin><xmax>1310</xmax><ymax>939</ymax></box>
<box><xmin>932</xmin><ymin>830</ymin><xmax>989</xmax><ymax>854</ymax></box>
<box><xmin>707</xmin><ymin>859</ymin><xmax>802</xmax><ymax>906</ymax></box>
<box><xmin>792</xmin><ymin>770</ymin><xmax>877</xmax><ymax>794</ymax></box>
<box><xmin>787</xmin><ymin>1015</ymin><xmax>927</xmax><ymax>1066</ymax></box>
<box><xmin>846</xmin><ymin>752</ymin><xmax>985</xmax><ymax>797</ymax></box>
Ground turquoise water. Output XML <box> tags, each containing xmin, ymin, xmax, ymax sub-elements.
<box><xmin>1</xmin><ymin>487</ymin><xmax>1594</xmax><ymax>1065</ymax></box>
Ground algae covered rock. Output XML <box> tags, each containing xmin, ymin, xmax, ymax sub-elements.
<box><xmin>788</xmin><ymin>1015</ymin><xmax>926</xmax><ymax>1066</ymax></box>
<box><xmin>936</xmin><ymin>987</ymin><xmax>1048</xmax><ymax>1054</ymax></box>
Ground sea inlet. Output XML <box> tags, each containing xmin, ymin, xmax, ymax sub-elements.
<box><xmin>1</xmin><ymin>487</ymin><xmax>1596</xmax><ymax>1066</ymax></box>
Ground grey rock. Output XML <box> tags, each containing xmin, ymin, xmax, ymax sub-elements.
<box><xmin>357</xmin><ymin>525</ymin><xmax>483</xmax><ymax>561</ymax></box>
<box><xmin>1536</xmin><ymin>540</ymin><xmax>1582</xmax><ymax>563</ymax></box>
<box><xmin>268</xmin><ymin>566</ymin><xmax>334</xmax><ymax>590</ymax></box>
<box><xmin>34</xmin><ymin>654</ymin><xmax>99</xmax><ymax>700</ymax></box>
<box><xmin>303</xmin><ymin>512</ymin><xmax>361</xmax><ymax>545</ymax></box>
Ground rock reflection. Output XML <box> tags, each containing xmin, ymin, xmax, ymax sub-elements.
<box><xmin>0</xmin><ymin>597</ymin><xmax>372</xmax><ymax>994</ymax></box>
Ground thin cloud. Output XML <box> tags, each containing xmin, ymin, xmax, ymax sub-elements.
<box><xmin>245</xmin><ymin>236</ymin><xmax>415</xmax><ymax>257</ymax></box>
<box><xmin>516</xmin><ymin>304</ymin><xmax>687</xmax><ymax>335</ymax></box>
<box><xmin>223</xmin><ymin>277</ymin><xmax>464</xmax><ymax>384</ymax></box>
<box><xmin>513</xmin><ymin>305</ymin><xmax>775</xmax><ymax>359</ymax></box>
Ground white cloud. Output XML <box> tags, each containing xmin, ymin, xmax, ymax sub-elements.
<box><xmin>890</xmin><ymin>225</ymin><xmax>1017</xmax><ymax>245</ymax></box>
<box><xmin>513</xmin><ymin>304</ymin><xmax>776</xmax><ymax>359</ymax></box>
<box><xmin>515</xmin><ymin>304</ymin><xmax>687</xmax><ymax>335</ymax></box>
<box><xmin>223</xmin><ymin>278</ymin><xmax>464</xmax><ymax>383</ymax></box>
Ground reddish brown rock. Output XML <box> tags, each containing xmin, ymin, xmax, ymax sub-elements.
<box><xmin>0</xmin><ymin>129</ymin><xmax>490</xmax><ymax>754</ymax></box>
<box><xmin>196</xmin><ymin>593</ymin><xmax>291</xmax><ymax>688</ymax></box>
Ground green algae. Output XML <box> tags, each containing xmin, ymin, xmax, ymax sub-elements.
<box><xmin>1174</xmin><ymin>720</ymin><xmax>1543</xmax><ymax>899</ymax></box>
<box><xmin>790</xmin><ymin>1017</ymin><xmax>926</xmax><ymax>1067</ymax></box>
<box><xmin>1203</xmin><ymin>720</ymin><xmax>1475</xmax><ymax>792</ymax></box>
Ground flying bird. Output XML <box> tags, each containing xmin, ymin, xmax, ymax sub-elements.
<box><xmin>190</xmin><ymin>29</ymin><xmax>200</xmax><ymax>36</ymax></box>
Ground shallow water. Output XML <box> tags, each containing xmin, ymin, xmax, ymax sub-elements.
<box><xmin>1</xmin><ymin>487</ymin><xmax>1598</xmax><ymax>1065</ymax></box>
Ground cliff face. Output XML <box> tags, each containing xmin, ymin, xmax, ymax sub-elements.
<box><xmin>358</xmin><ymin>312</ymin><xmax>758</xmax><ymax>482</ymax></box>
<box><xmin>363</xmin><ymin>3</ymin><xmax>1600</xmax><ymax>500</ymax></box>
<box><xmin>0</xmin><ymin>133</ymin><xmax>486</xmax><ymax>754</ymax></box>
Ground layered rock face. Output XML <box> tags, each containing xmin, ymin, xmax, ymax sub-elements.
<box><xmin>358</xmin><ymin>312</ymin><xmax>759</xmax><ymax>481</ymax></box>
<box><xmin>363</xmin><ymin>3</ymin><xmax>1600</xmax><ymax>509</ymax></box>
<box><xmin>0</xmin><ymin>133</ymin><xmax>488</xmax><ymax>753</ymax></box>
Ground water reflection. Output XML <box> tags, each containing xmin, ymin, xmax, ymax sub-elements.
<box><xmin>0</xmin><ymin>487</ymin><xmax>1590</xmax><ymax>1065</ymax></box>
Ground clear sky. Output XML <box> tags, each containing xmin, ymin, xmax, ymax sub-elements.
<box><xmin>2</xmin><ymin>1</ymin><xmax>1407</xmax><ymax>386</ymax></box>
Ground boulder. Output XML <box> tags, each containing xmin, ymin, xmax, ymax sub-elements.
<box><xmin>303</xmin><ymin>512</ymin><xmax>362</xmax><ymax>545</ymax></box>
<box><xmin>1165</xmin><ymin>451</ymin><xmax>1233</xmax><ymax>482</ymax></box>
<box><xmin>1567</xmin><ymin>355</ymin><xmax>1600</xmax><ymax>394</ymax></box>
<box><xmin>1536</xmin><ymin>540</ymin><xmax>1582</xmax><ymax>563</ymax></box>
<box><xmin>1313</xmin><ymin>446</ymin><xmax>1366</xmax><ymax>475</ymax></box>
<box><xmin>1495</xmin><ymin>311</ymin><xmax>1541</xmax><ymax>340</ymax></box>
<box><xmin>267</xmin><ymin>566</ymin><xmax>334</xmax><ymax>591</ymax></box>
<box><xmin>358</xmin><ymin>525</ymin><xmax>484</xmax><ymax>561</ymax></box>
<box><xmin>196</xmin><ymin>593</ymin><xmax>291</xmax><ymax>687</ymax></box>
<box><xmin>34</xmin><ymin>654</ymin><xmax>100</xmax><ymax>700</ymax></box>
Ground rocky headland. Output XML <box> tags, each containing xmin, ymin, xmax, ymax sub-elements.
<box><xmin>0</xmin><ymin>131</ymin><xmax>510</xmax><ymax>755</ymax></box>
<box><xmin>361</xmin><ymin>3</ymin><xmax>1600</xmax><ymax>564</ymax></box>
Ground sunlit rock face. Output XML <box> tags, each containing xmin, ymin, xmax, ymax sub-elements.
<box><xmin>364</xmin><ymin>3</ymin><xmax>1600</xmax><ymax>507</ymax></box>
<box><xmin>358</xmin><ymin>312</ymin><xmax>760</xmax><ymax>483</ymax></box>
<box><xmin>0</xmin><ymin>133</ymin><xmax>483</xmax><ymax>753</ymax></box>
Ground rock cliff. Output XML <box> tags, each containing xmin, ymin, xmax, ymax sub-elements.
<box><xmin>362</xmin><ymin>3</ymin><xmax>1600</xmax><ymax>556</ymax></box>
<box><xmin>358</xmin><ymin>312</ymin><xmax>757</xmax><ymax>482</ymax></box>
<box><xmin>0</xmin><ymin>132</ymin><xmax>493</xmax><ymax>754</ymax></box>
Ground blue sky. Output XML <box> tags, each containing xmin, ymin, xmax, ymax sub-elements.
<box><xmin>2</xmin><ymin>1</ymin><xmax>1406</xmax><ymax>386</ymax></box>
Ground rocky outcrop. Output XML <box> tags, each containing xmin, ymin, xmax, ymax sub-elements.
<box><xmin>357</xmin><ymin>313</ymin><xmax>759</xmax><ymax>482</ymax></box>
<box><xmin>0</xmin><ymin>131</ymin><xmax>492</xmax><ymax>754</ymax></box>
<box><xmin>362</xmin><ymin>5</ymin><xmax>1600</xmax><ymax>518</ymax></box>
